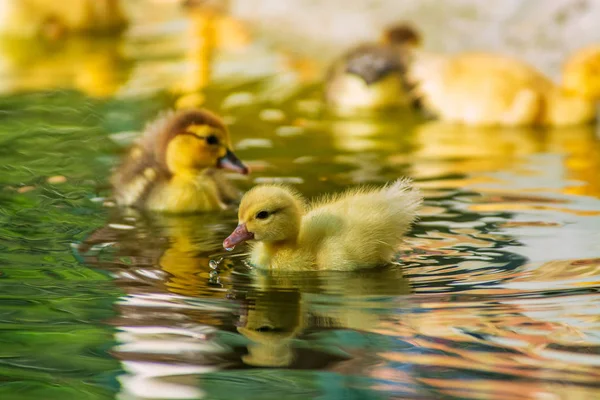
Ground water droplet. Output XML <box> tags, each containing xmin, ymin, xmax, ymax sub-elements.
<box><xmin>209</xmin><ymin>258</ymin><xmax>223</xmax><ymax>270</ymax></box>
<box><xmin>225</xmin><ymin>246</ymin><xmax>235</xmax><ymax>251</ymax></box>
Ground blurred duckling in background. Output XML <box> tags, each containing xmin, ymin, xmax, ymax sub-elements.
<box><xmin>0</xmin><ymin>36</ymin><xmax>132</xmax><ymax>97</ymax></box>
<box><xmin>0</xmin><ymin>0</ymin><xmax>128</xmax><ymax>40</ymax></box>
<box><xmin>223</xmin><ymin>179</ymin><xmax>422</xmax><ymax>270</ymax></box>
<box><xmin>174</xmin><ymin>0</ymin><xmax>252</xmax><ymax>108</ymax></box>
<box><xmin>111</xmin><ymin>108</ymin><xmax>249</xmax><ymax>213</ymax></box>
<box><xmin>405</xmin><ymin>31</ymin><xmax>600</xmax><ymax>126</ymax></box>
<box><xmin>324</xmin><ymin>23</ymin><xmax>420</xmax><ymax>112</ymax></box>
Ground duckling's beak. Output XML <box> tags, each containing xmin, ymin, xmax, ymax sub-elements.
<box><xmin>217</xmin><ymin>149</ymin><xmax>250</xmax><ymax>175</ymax></box>
<box><xmin>223</xmin><ymin>223</ymin><xmax>254</xmax><ymax>250</ymax></box>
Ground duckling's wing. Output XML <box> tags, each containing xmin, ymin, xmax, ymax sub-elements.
<box><xmin>110</xmin><ymin>147</ymin><xmax>160</xmax><ymax>206</ymax></box>
<box><xmin>111</xmin><ymin>112</ymin><xmax>176</xmax><ymax>206</ymax></box>
<box><xmin>302</xmin><ymin>179</ymin><xmax>422</xmax><ymax>269</ymax></box>
<box><xmin>136</xmin><ymin>110</ymin><xmax>175</xmax><ymax>156</ymax></box>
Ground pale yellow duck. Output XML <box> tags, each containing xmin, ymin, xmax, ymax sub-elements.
<box><xmin>111</xmin><ymin>108</ymin><xmax>249</xmax><ymax>213</ymax></box>
<box><xmin>324</xmin><ymin>23</ymin><xmax>421</xmax><ymax>111</ymax></box>
<box><xmin>0</xmin><ymin>0</ymin><xmax>128</xmax><ymax>39</ymax></box>
<box><xmin>406</xmin><ymin>34</ymin><xmax>600</xmax><ymax>126</ymax></box>
<box><xmin>223</xmin><ymin>179</ymin><xmax>422</xmax><ymax>270</ymax></box>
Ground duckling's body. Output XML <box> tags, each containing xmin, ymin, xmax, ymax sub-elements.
<box><xmin>325</xmin><ymin>45</ymin><xmax>409</xmax><ymax>111</ymax></box>
<box><xmin>324</xmin><ymin>24</ymin><xmax>420</xmax><ymax>111</ymax></box>
<box><xmin>224</xmin><ymin>179</ymin><xmax>422</xmax><ymax>270</ymax></box>
<box><xmin>407</xmin><ymin>47</ymin><xmax>600</xmax><ymax>127</ymax></box>
<box><xmin>111</xmin><ymin>109</ymin><xmax>248</xmax><ymax>213</ymax></box>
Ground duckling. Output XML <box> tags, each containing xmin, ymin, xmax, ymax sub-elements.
<box><xmin>0</xmin><ymin>0</ymin><xmax>128</xmax><ymax>40</ymax></box>
<box><xmin>223</xmin><ymin>179</ymin><xmax>422</xmax><ymax>270</ymax></box>
<box><xmin>406</xmin><ymin>39</ymin><xmax>600</xmax><ymax>126</ymax></box>
<box><xmin>324</xmin><ymin>23</ymin><xmax>421</xmax><ymax>111</ymax></box>
<box><xmin>111</xmin><ymin>108</ymin><xmax>249</xmax><ymax>213</ymax></box>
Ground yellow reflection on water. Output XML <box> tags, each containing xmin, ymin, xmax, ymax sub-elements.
<box><xmin>409</xmin><ymin>121</ymin><xmax>600</xmax><ymax>198</ymax></box>
<box><xmin>546</xmin><ymin>125</ymin><xmax>600</xmax><ymax>197</ymax></box>
<box><xmin>237</xmin><ymin>267</ymin><xmax>410</xmax><ymax>367</ymax></box>
<box><xmin>411</xmin><ymin>121</ymin><xmax>545</xmax><ymax>178</ymax></box>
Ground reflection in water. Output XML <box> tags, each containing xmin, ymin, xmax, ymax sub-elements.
<box><xmin>410</xmin><ymin>121</ymin><xmax>600</xmax><ymax>198</ymax></box>
<box><xmin>235</xmin><ymin>267</ymin><xmax>411</xmax><ymax>368</ymax></box>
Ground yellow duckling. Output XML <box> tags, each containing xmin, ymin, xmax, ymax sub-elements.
<box><xmin>406</xmin><ymin>37</ymin><xmax>600</xmax><ymax>126</ymax></box>
<box><xmin>223</xmin><ymin>179</ymin><xmax>422</xmax><ymax>270</ymax></box>
<box><xmin>0</xmin><ymin>0</ymin><xmax>128</xmax><ymax>39</ymax></box>
<box><xmin>324</xmin><ymin>23</ymin><xmax>421</xmax><ymax>111</ymax></box>
<box><xmin>111</xmin><ymin>108</ymin><xmax>249</xmax><ymax>213</ymax></box>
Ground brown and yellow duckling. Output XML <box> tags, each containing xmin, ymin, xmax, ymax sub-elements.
<box><xmin>111</xmin><ymin>108</ymin><xmax>249</xmax><ymax>213</ymax></box>
<box><xmin>324</xmin><ymin>23</ymin><xmax>421</xmax><ymax>111</ymax></box>
<box><xmin>223</xmin><ymin>179</ymin><xmax>422</xmax><ymax>270</ymax></box>
<box><xmin>404</xmin><ymin>31</ymin><xmax>600</xmax><ymax>126</ymax></box>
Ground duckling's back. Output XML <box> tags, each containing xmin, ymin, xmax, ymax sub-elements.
<box><xmin>300</xmin><ymin>179</ymin><xmax>422</xmax><ymax>270</ymax></box>
<box><xmin>409</xmin><ymin>52</ymin><xmax>551</xmax><ymax>126</ymax></box>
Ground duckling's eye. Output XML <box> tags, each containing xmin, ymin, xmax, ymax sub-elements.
<box><xmin>206</xmin><ymin>135</ymin><xmax>219</xmax><ymax>145</ymax></box>
<box><xmin>256</xmin><ymin>211</ymin><xmax>269</xmax><ymax>220</ymax></box>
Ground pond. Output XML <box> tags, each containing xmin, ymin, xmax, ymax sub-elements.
<box><xmin>1</xmin><ymin>5</ymin><xmax>600</xmax><ymax>400</ymax></box>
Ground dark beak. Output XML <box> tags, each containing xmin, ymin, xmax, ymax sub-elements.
<box><xmin>223</xmin><ymin>224</ymin><xmax>254</xmax><ymax>250</ymax></box>
<box><xmin>217</xmin><ymin>149</ymin><xmax>249</xmax><ymax>175</ymax></box>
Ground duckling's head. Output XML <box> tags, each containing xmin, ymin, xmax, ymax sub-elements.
<box><xmin>223</xmin><ymin>185</ymin><xmax>305</xmax><ymax>249</ymax></box>
<box><xmin>159</xmin><ymin>108</ymin><xmax>249</xmax><ymax>177</ymax></box>
<box><xmin>381</xmin><ymin>22</ymin><xmax>421</xmax><ymax>48</ymax></box>
<box><xmin>562</xmin><ymin>45</ymin><xmax>600</xmax><ymax>100</ymax></box>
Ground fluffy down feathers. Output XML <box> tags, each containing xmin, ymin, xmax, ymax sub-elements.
<box><xmin>226</xmin><ymin>179</ymin><xmax>422</xmax><ymax>270</ymax></box>
<box><xmin>302</xmin><ymin>179</ymin><xmax>422</xmax><ymax>269</ymax></box>
<box><xmin>407</xmin><ymin>48</ymin><xmax>600</xmax><ymax>127</ymax></box>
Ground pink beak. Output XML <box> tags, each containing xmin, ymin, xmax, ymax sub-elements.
<box><xmin>223</xmin><ymin>224</ymin><xmax>254</xmax><ymax>250</ymax></box>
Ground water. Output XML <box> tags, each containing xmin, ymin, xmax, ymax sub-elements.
<box><xmin>1</xmin><ymin>5</ymin><xmax>600</xmax><ymax>400</ymax></box>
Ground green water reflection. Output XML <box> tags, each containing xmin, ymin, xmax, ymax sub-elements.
<box><xmin>0</xmin><ymin>3</ymin><xmax>600</xmax><ymax>400</ymax></box>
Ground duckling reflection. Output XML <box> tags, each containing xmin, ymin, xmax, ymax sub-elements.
<box><xmin>0</xmin><ymin>35</ymin><xmax>132</xmax><ymax>96</ymax></box>
<box><xmin>234</xmin><ymin>267</ymin><xmax>411</xmax><ymax>368</ymax></box>
<box><xmin>408</xmin><ymin>121</ymin><xmax>600</xmax><ymax>196</ymax></box>
<box><xmin>78</xmin><ymin>207</ymin><xmax>247</xmax><ymax>400</ymax></box>
<box><xmin>409</xmin><ymin>121</ymin><xmax>545</xmax><ymax>179</ymax></box>
<box><xmin>79</xmin><ymin>208</ymin><xmax>236</xmax><ymax>298</ymax></box>
<box><xmin>237</xmin><ymin>289</ymin><xmax>302</xmax><ymax>367</ymax></box>
<box><xmin>545</xmin><ymin>124</ymin><xmax>600</xmax><ymax>197</ymax></box>
<box><xmin>327</xmin><ymin>110</ymin><xmax>420</xmax><ymax>154</ymax></box>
